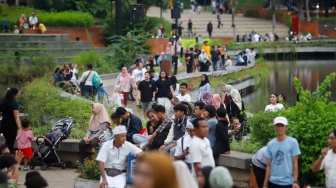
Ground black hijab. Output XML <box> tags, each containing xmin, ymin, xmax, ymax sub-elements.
<box><xmin>199</xmin><ymin>74</ymin><xmax>210</xmax><ymax>87</ymax></box>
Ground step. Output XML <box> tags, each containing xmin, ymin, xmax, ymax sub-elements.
<box><xmin>0</xmin><ymin>41</ymin><xmax>91</xmax><ymax>49</ymax></box>
<box><xmin>0</xmin><ymin>47</ymin><xmax>107</xmax><ymax>56</ymax></box>
<box><xmin>0</xmin><ymin>34</ymin><xmax>71</xmax><ymax>42</ymax></box>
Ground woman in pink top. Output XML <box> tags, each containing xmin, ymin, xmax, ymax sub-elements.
<box><xmin>116</xmin><ymin>67</ymin><xmax>131</xmax><ymax>107</ymax></box>
<box><xmin>16</xmin><ymin>119</ymin><xmax>34</xmax><ymax>171</ymax></box>
<box><xmin>166</xmin><ymin>42</ymin><xmax>174</xmax><ymax>55</ymax></box>
<box><xmin>19</xmin><ymin>14</ymin><xmax>27</xmax><ymax>30</ymax></box>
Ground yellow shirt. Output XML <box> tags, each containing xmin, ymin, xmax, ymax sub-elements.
<box><xmin>202</xmin><ymin>45</ymin><xmax>211</xmax><ymax>57</ymax></box>
<box><xmin>39</xmin><ymin>23</ymin><xmax>47</xmax><ymax>33</ymax></box>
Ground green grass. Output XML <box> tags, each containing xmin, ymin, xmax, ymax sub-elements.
<box><xmin>230</xmin><ymin>140</ymin><xmax>262</xmax><ymax>153</ymax></box>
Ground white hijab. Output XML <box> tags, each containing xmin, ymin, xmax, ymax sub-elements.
<box><xmin>225</xmin><ymin>85</ymin><xmax>233</xmax><ymax>95</ymax></box>
<box><xmin>231</xmin><ymin>89</ymin><xmax>242</xmax><ymax>110</ymax></box>
<box><xmin>173</xmin><ymin>161</ymin><xmax>198</xmax><ymax>188</ymax></box>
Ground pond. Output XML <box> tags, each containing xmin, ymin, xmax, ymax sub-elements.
<box><xmin>245</xmin><ymin>58</ymin><xmax>336</xmax><ymax>113</ymax></box>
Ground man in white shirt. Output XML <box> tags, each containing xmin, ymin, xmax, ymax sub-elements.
<box><xmin>131</xmin><ymin>62</ymin><xmax>146</xmax><ymax>89</ymax></box>
<box><xmin>176</xmin><ymin>83</ymin><xmax>191</xmax><ymax>102</ymax></box>
<box><xmin>190</xmin><ymin>117</ymin><xmax>215</xmax><ymax>184</ymax></box>
<box><xmin>221</xmin><ymin>55</ymin><xmax>232</xmax><ymax>70</ymax></box>
<box><xmin>28</xmin><ymin>12</ymin><xmax>38</xmax><ymax>29</ymax></box>
<box><xmin>253</xmin><ymin>33</ymin><xmax>260</xmax><ymax>42</ymax></box>
<box><xmin>96</xmin><ymin>126</ymin><xmax>143</xmax><ymax>188</ymax></box>
<box><xmin>312</xmin><ymin>129</ymin><xmax>336</xmax><ymax>187</ymax></box>
<box><xmin>174</xmin><ymin>120</ymin><xmax>195</xmax><ymax>170</ymax></box>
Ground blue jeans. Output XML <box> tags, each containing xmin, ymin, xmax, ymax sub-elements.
<box><xmin>212</xmin><ymin>60</ymin><xmax>219</xmax><ymax>71</ymax></box>
<box><xmin>221</xmin><ymin>56</ymin><xmax>226</xmax><ymax>67</ymax></box>
<box><xmin>84</xmin><ymin>85</ymin><xmax>93</xmax><ymax>99</ymax></box>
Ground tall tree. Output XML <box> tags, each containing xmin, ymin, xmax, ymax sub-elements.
<box><xmin>272</xmin><ymin>0</ymin><xmax>276</xmax><ymax>34</ymax></box>
<box><xmin>230</xmin><ymin>0</ymin><xmax>238</xmax><ymax>39</ymax></box>
<box><xmin>297</xmin><ymin>0</ymin><xmax>305</xmax><ymax>20</ymax></box>
<box><xmin>305</xmin><ymin>0</ymin><xmax>310</xmax><ymax>21</ymax></box>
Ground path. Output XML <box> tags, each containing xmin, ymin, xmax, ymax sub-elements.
<box><xmin>146</xmin><ymin>7</ymin><xmax>289</xmax><ymax>38</ymax></box>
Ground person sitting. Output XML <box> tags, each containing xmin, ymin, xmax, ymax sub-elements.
<box><xmin>13</xmin><ymin>26</ymin><xmax>19</xmax><ymax>34</ymax></box>
<box><xmin>0</xmin><ymin>146</ymin><xmax>24</xmax><ymax>184</ymax></box>
<box><xmin>176</xmin><ymin>83</ymin><xmax>191</xmax><ymax>102</ymax></box>
<box><xmin>78</xmin><ymin>103</ymin><xmax>111</xmax><ymax>163</ymax></box>
<box><xmin>28</xmin><ymin>12</ymin><xmax>38</xmax><ymax>30</ymax></box>
<box><xmin>235</xmin><ymin>51</ymin><xmax>247</xmax><ymax>66</ymax></box>
<box><xmin>19</xmin><ymin>14</ymin><xmax>27</xmax><ymax>30</ymax></box>
<box><xmin>174</xmin><ymin>122</ymin><xmax>195</xmax><ymax>171</ymax></box>
<box><xmin>202</xmin><ymin>91</ymin><xmax>213</xmax><ymax>105</ymax></box>
<box><xmin>220</xmin><ymin>55</ymin><xmax>232</xmax><ymax>70</ymax></box>
<box><xmin>305</xmin><ymin>32</ymin><xmax>312</xmax><ymax>41</ymax></box>
<box><xmin>115</xmin><ymin>107</ymin><xmax>142</xmax><ymax>144</ymax></box>
<box><xmin>37</xmin><ymin>22</ymin><xmax>47</xmax><ymax>34</ymax></box>
<box><xmin>96</xmin><ymin>126</ymin><xmax>143</xmax><ymax>188</ymax></box>
<box><xmin>24</xmin><ymin>171</ymin><xmax>48</xmax><ymax>188</ymax></box>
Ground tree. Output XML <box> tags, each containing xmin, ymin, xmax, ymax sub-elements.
<box><xmin>230</xmin><ymin>0</ymin><xmax>238</xmax><ymax>39</ymax></box>
<box><xmin>297</xmin><ymin>0</ymin><xmax>305</xmax><ymax>20</ymax></box>
<box><xmin>305</xmin><ymin>0</ymin><xmax>310</xmax><ymax>21</ymax></box>
<box><xmin>271</xmin><ymin>0</ymin><xmax>276</xmax><ymax>34</ymax></box>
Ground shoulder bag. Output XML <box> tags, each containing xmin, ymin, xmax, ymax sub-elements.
<box><xmin>80</xmin><ymin>71</ymin><xmax>92</xmax><ymax>89</ymax></box>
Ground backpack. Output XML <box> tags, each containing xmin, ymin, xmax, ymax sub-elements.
<box><xmin>92</xmin><ymin>72</ymin><xmax>101</xmax><ymax>88</ymax></box>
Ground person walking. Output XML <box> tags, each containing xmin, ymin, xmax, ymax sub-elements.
<box><xmin>116</xmin><ymin>67</ymin><xmax>132</xmax><ymax>107</ymax></box>
<box><xmin>155</xmin><ymin>71</ymin><xmax>175</xmax><ymax>115</ymax></box>
<box><xmin>252</xmin><ymin>146</ymin><xmax>268</xmax><ymax>188</ymax></box>
<box><xmin>207</xmin><ymin>22</ymin><xmax>213</xmax><ymax>38</ymax></box>
<box><xmin>0</xmin><ymin>88</ymin><xmax>21</xmax><ymax>154</ymax></box>
<box><xmin>137</xmin><ymin>72</ymin><xmax>156</xmax><ymax>119</ymax></box>
<box><xmin>263</xmin><ymin>116</ymin><xmax>301</xmax><ymax>188</ymax></box>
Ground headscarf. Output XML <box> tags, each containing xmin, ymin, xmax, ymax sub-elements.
<box><xmin>231</xmin><ymin>89</ymin><xmax>242</xmax><ymax>110</ymax></box>
<box><xmin>139</xmin><ymin>152</ymin><xmax>179</xmax><ymax>188</ymax></box>
<box><xmin>89</xmin><ymin>103</ymin><xmax>111</xmax><ymax>132</ymax></box>
<box><xmin>173</xmin><ymin>161</ymin><xmax>198</xmax><ymax>188</ymax></box>
<box><xmin>222</xmin><ymin>84</ymin><xmax>233</xmax><ymax>101</ymax></box>
<box><xmin>199</xmin><ymin>74</ymin><xmax>210</xmax><ymax>87</ymax></box>
<box><xmin>120</xmin><ymin>67</ymin><xmax>130</xmax><ymax>88</ymax></box>
<box><xmin>111</xmin><ymin>85</ymin><xmax>122</xmax><ymax>105</ymax></box>
<box><xmin>202</xmin><ymin>91</ymin><xmax>212</xmax><ymax>105</ymax></box>
<box><xmin>212</xmin><ymin>94</ymin><xmax>222</xmax><ymax>109</ymax></box>
<box><xmin>166</xmin><ymin>42</ymin><xmax>174</xmax><ymax>55</ymax></box>
<box><xmin>209</xmin><ymin>167</ymin><xmax>234</xmax><ymax>188</ymax></box>
<box><xmin>201</xmin><ymin>166</ymin><xmax>214</xmax><ymax>188</ymax></box>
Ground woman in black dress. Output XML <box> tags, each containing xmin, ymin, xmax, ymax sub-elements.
<box><xmin>226</xmin><ymin>89</ymin><xmax>245</xmax><ymax>123</ymax></box>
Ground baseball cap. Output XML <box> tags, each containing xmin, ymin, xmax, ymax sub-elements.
<box><xmin>273</xmin><ymin>116</ymin><xmax>288</xmax><ymax>126</ymax></box>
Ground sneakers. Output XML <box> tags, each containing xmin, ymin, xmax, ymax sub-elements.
<box><xmin>18</xmin><ymin>166</ymin><xmax>21</xmax><ymax>170</ymax></box>
<box><xmin>23</xmin><ymin>167</ymin><xmax>28</xmax><ymax>171</ymax></box>
<box><xmin>136</xmin><ymin>105</ymin><xmax>142</xmax><ymax>110</ymax></box>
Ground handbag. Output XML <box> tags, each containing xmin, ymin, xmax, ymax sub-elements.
<box><xmin>167</xmin><ymin>91</ymin><xmax>173</xmax><ymax>100</ymax></box>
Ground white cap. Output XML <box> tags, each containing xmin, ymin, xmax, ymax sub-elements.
<box><xmin>113</xmin><ymin>125</ymin><xmax>127</xmax><ymax>135</ymax></box>
<box><xmin>186</xmin><ymin>120</ymin><xmax>194</xmax><ymax>129</ymax></box>
<box><xmin>273</xmin><ymin>116</ymin><xmax>288</xmax><ymax>126</ymax></box>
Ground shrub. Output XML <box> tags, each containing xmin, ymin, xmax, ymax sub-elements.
<box><xmin>0</xmin><ymin>6</ymin><xmax>94</xmax><ymax>28</ymax></box>
<box><xmin>182</xmin><ymin>38</ymin><xmax>225</xmax><ymax>49</ymax></box>
<box><xmin>230</xmin><ymin>140</ymin><xmax>262</xmax><ymax>154</ymax></box>
<box><xmin>20</xmin><ymin>76</ymin><xmax>113</xmax><ymax>139</ymax></box>
<box><xmin>244</xmin><ymin>9</ymin><xmax>258</xmax><ymax>17</ymax></box>
<box><xmin>247</xmin><ymin>73</ymin><xmax>336</xmax><ymax>185</ymax></box>
<box><xmin>77</xmin><ymin>147</ymin><xmax>100</xmax><ymax>180</ymax></box>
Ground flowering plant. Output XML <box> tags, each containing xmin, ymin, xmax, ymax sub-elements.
<box><xmin>77</xmin><ymin>147</ymin><xmax>101</xmax><ymax>180</ymax></box>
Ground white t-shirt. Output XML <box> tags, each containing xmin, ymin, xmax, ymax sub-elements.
<box><xmin>225</xmin><ymin>59</ymin><xmax>232</xmax><ymax>69</ymax></box>
<box><xmin>265</xmin><ymin>103</ymin><xmax>285</xmax><ymax>112</ymax></box>
<box><xmin>253</xmin><ymin>34</ymin><xmax>260</xmax><ymax>42</ymax></box>
<box><xmin>189</xmin><ymin>136</ymin><xmax>215</xmax><ymax>168</ymax></box>
<box><xmin>174</xmin><ymin>134</ymin><xmax>193</xmax><ymax>163</ymax></box>
<box><xmin>176</xmin><ymin>93</ymin><xmax>191</xmax><ymax>102</ymax></box>
<box><xmin>131</xmin><ymin>68</ymin><xmax>146</xmax><ymax>83</ymax></box>
<box><xmin>71</xmin><ymin>68</ymin><xmax>78</xmax><ymax>80</ymax></box>
<box><xmin>96</xmin><ymin>140</ymin><xmax>142</xmax><ymax>171</ymax></box>
<box><xmin>29</xmin><ymin>16</ymin><xmax>38</xmax><ymax>25</ymax></box>
<box><xmin>320</xmin><ymin>149</ymin><xmax>336</xmax><ymax>187</ymax></box>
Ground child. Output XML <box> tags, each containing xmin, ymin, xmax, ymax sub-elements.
<box><xmin>193</xmin><ymin>27</ymin><xmax>197</xmax><ymax>36</ymax></box>
<box><xmin>111</xmin><ymin>85</ymin><xmax>123</xmax><ymax>107</ymax></box>
<box><xmin>16</xmin><ymin>119</ymin><xmax>34</xmax><ymax>171</ymax></box>
<box><xmin>97</xmin><ymin>82</ymin><xmax>108</xmax><ymax>102</ymax></box>
<box><xmin>37</xmin><ymin>22</ymin><xmax>47</xmax><ymax>34</ymax></box>
<box><xmin>14</xmin><ymin>25</ymin><xmax>20</xmax><ymax>34</ymax></box>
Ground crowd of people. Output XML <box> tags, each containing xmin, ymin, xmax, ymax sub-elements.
<box><xmin>13</xmin><ymin>12</ymin><xmax>47</xmax><ymax>34</ymax></box>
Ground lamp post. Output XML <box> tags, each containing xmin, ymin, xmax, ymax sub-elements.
<box><xmin>115</xmin><ymin>0</ymin><xmax>122</xmax><ymax>36</ymax></box>
<box><xmin>173</xmin><ymin>0</ymin><xmax>181</xmax><ymax>75</ymax></box>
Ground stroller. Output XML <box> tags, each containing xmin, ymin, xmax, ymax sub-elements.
<box><xmin>30</xmin><ymin>117</ymin><xmax>76</xmax><ymax>170</ymax></box>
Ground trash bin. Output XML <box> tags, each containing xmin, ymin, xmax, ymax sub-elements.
<box><xmin>291</xmin><ymin>14</ymin><xmax>299</xmax><ymax>35</ymax></box>
<box><xmin>161</xmin><ymin>54</ymin><xmax>172</xmax><ymax>76</ymax></box>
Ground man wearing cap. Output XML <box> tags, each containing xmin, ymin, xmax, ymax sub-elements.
<box><xmin>174</xmin><ymin>119</ymin><xmax>195</xmax><ymax>171</ymax></box>
<box><xmin>28</xmin><ymin>12</ymin><xmax>38</xmax><ymax>29</ymax></box>
<box><xmin>115</xmin><ymin>107</ymin><xmax>142</xmax><ymax>144</ymax></box>
<box><xmin>263</xmin><ymin>116</ymin><xmax>301</xmax><ymax>188</ymax></box>
<box><xmin>97</xmin><ymin>126</ymin><xmax>143</xmax><ymax>188</ymax></box>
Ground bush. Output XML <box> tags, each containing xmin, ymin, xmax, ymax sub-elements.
<box><xmin>230</xmin><ymin>140</ymin><xmax>262</xmax><ymax>154</ymax></box>
<box><xmin>247</xmin><ymin>73</ymin><xmax>336</xmax><ymax>185</ymax></box>
<box><xmin>0</xmin><ymin>6</ymin><xmax>94</xmax><ymax>29</ymax></box>
<box><xmin>182</xmin><ymin>38</ymin><xmax>224</xmax><ymax>49</ymax></box>
<box><xmin>20</xmin><ymin>76</ymin><xmax>113</xmax><ymax>139</ymax></box>
<box><xmin>77</xmin><ymin>147</ymin><xmax>100</xmax><ymax>180</ymax></box>
<box><xmin>244</xmin><ymin>9</ymin><xmax>258</xmax><ymax>17</ymax></box>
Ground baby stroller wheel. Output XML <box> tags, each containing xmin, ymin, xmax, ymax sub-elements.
<box><xmin>61</xmin><ymin>161</ymin><xmax>67</xmax><ymax>169</ymax></box>
<box><xmin>41</xmin><ymin>164</ymin><xmax>47</xmax><ymax>170</ymax></box>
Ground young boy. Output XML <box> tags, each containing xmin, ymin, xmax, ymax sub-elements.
<box><xmin>16</xmin><ymin>119</ymin><xmax>34</xmax><ymax>171</ymax></box>
<box><xmin>97</xmin><ymin>82</ymin><xmax>108</xmax><ymax>102</ymax></box>
<box><xmin>193</xmin><ymin>28</ymin><xmax>197</xmax><ymax>36</ymax></box>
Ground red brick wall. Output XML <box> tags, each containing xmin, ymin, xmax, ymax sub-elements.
<box><xmin>299</xmin><ymin>21</ymin><xmax>319</xmax><ymax>36</ymax></box>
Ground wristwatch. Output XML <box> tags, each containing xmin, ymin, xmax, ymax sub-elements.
<box><xmin>293</xmin><ymin>180</ymin><xmax>299</xmax><ymax>185</ymax></box>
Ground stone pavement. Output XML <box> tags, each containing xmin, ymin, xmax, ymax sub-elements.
<box><xmin>146</xmin><ymin>7</ymin><xmax>289</xmax><ymax>38</ymax></box>
<box><xmin>18</xmin><ymin>169</ymin><xmax>76</xmax><ymax>188</ymax></box>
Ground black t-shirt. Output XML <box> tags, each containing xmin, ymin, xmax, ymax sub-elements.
<box><xmin>146</xmin><ymin>120</ymin><xmax>162</xmax><ymax>135</ymax></box>
<box><xmin>211</xmin><ymin>50</ymin><xmax>220</xmax><ymax>61</ymax></box>
<box><xmin>0</xmin><ymin>100</ymin><xmax>19</xmax><ymax>125</ymax></box>
<box><xmin>155</xmin><ymin>79</ymin><xmax>172</xmax><ymax>98</ymax></box>
<box><xmin>195</xmin><ymin>49</ymin><xmax>201</xmax><ymax>58</ymax></box>
<box><xmin>138</xmin><ymin>80</ymin><xmax>156</xmax><ymax>102</ymax></box>
<box><xmin>188</xmin><ymin>22</ymin><xmax>192</xmax><ymax>29</ymax></box>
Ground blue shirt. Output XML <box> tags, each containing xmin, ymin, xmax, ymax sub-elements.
<box><xmin>206</xmin><ymin>117</ymin><xmax>218</xmax><ymax>148</ymax></box>
<box><xmin>97</xmin><ymin>85</ymin><xmax>107</xmax><ymax>100</ymax></box>
<box><xmin>121</xmin><ymin>114</ymin><xmax>143</xmax><ymax>143</ymax></box>
<box><xmin>265</xmin><ymin>136</ymin><xmax>301</xmax><ymax>186</ymax></box>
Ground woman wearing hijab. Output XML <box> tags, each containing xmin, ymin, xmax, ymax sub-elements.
<box><xmin>173</xmin><ymin>161</ymin><xmax>198</xmax><ymax>188</ymax></box>
<box><xmin>78</xmin><ymin>103</ymin><xmax>111</xmax><ymax>163</ymax></box>
<box><xmin>166</xmin><ymin>42</ymin><xmax>175</xmax><ymax>55</ymax></box>
<box><xmin>222</xmin><ymin>84</ymin><xmax>233</xmax><ymax>107</ymax></box>
<box><xmin>209</xmin><ymin>166</ymin><xmax>234</xmax><ymax>188</ymax></box>
<box><xmin>226</xmin><ymin>89</ymin><xmax>245</xmax><ymax>123</ymax></box>
<box><xmin>202</xmin><ymin>91</ymin><xmax>213</xmax><ymax>105</ymax></box>
<box><xmin>116</xmin><ymin>67</ymin><xmax>131</xmax><ymax>107</ymax></box>
<box><xmin>198</xmin><ymin>49</ymin><xmax>210</xmax><ymax>72</ymax></box>
<box><xmin>212</xmin><ymin>94</ymin><xmax>225</xmax><ymax>109</ymax></box>
<box><xmin>198</xmin><ymin>74</ymin><xmax>211</xmax><ymax>101</ymax></box>
<box><xmin>134</xmin><ymin>152</ymin><xmax>179</xmax><ymax>188</ymax></box>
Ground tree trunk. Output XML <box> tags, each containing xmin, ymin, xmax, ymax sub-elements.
<box><xmin>232</xmin><ymin>7</ymin><xmax>236</xmax><ymax>39</ymax></box>
<box><xmin>298</xmin><ymin>0</ymin><xmax>305</xmax><ymax>20</ymax></box>
<box><xmin>305</xmin><ymin>0</ymin><xmax>310</xmax><ymax>21</ymax></box>
<box><xmin>272</xmin><ymin>0</ymin><xmax>276</xmax><ymax>34</ymax></box>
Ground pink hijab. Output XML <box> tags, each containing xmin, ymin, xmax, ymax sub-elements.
<box><xmin>89</xmin><ymin>103</ymin><xmax>111</xmax><ymax>132</ymax></box>
<box><xmin>120</xmin><ymin>67</ymin><xmax>131</xmax><ymax>88</ymax></box>
<box><xmin>202</xmin><ymin>91</ymin><xmax>212</xmax><ymax>105</ymax></box>
<box><xmin>212</xmin><ymin>94</ymin><xmax>222</xmax><ymax>109</ymax></box>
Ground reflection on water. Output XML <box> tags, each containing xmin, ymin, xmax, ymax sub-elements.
<box><xmin>245</xmin><ymin>59</ymin><xmax>336</xmax><ymax>113</ymax></box>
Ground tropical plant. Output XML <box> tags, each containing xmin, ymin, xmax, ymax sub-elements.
<box><xmin>77</xmin><ymin>147</ymin><xmax>101</xmax><ymax>180</ymax></box>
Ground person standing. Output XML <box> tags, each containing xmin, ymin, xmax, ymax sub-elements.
<box><xmin>227</xmin><ymin>89</ymin><xmax>245</xmax><ymax>124</ymax></box>
<box><xmin>128</xmin><ymin>61</ymin><xmax>137</xmax><ymax>101</ymax></box>
<box><xmin>198</xmin><ymin>49</ymin><xmax>210</xmax><ymax>72</ymax></box>
<box><xmin>0</xmin><ymin>88</ymin><xmax>21</xmax><ymax>154</ymax></box>
<box><xmin>97</xmin><ymin>126</ymin><xmax>143</xmax><ymax>188</ymax></box>
<box><xmin>188</xmin><ymin>19</ymin><xmax>193</xmax><ymax>37</ymax></box>
<box><xmin>219</xmin><ymin>44</ymin><xmax>226</xmax><ymax>68</ymax></box>
<box><xmin>217</xmin><ymin>14</ymin><xmax>223</xmax><ymax>28</ymax></box>
<box><xmin>212</xmin><ymin>108</ymin><xmax>230</xmax><ymax>159</ymax></box>
<box><xmin>312</xmin><ymin>129</ymin><xmax>336</xmax><ymax>187</ymax></box>
<box><xmin>202</xmin><ymin>41</ymin><xmax>211</xmax><ymax>57</ymax></box>
<box><xmin>155</xmin><ymin>71</ymin><xmax>175</xmax><ymax>115</ymax></box>
<box><xmin>177</xmin><ymin>22</ymin><xmax>183</xmax><ymax>37</ymax></box>
<box><xmin>207</xmin><ymin>21</ymin><xmax>213</xmax><ymax>38</ymax></box>
<box><xmin>16</xmin><ymin>119</ymin><xmax>34</xmax><ymax>171</ymax></box>
<box><xmin>137</xmin><ymin>72</ymin><xmax>156</xmax><ymax>119</ymax></box>
<box><xmin>116</xmin><ymin>67</ymin><xmax>132</xmax><ymax>107</ymax></box>
<box><xmin>79</xmin><ymin>64</ymin><xmax>95</xmax><ymax>99</ymax></box>
<box><xmin>263</xmin><ymin>116</ymin><xmax>301</xmax><ymax>188</ymax></box>
<box><xmin>210</xmin><ymin>46</ymin><xmax>221</xmax><ymax>71</ymax></box>
<box><xmin>252</xmin><ymin>146</ymin><xmax>268</xmax><ymax>188</ymax></box>
<box><xmin>198</xmin><ymin>74</ymin><xmax>211</xmax><ymax>101</ymax></box>
<box><xmin>203</xmin><ymin>105</ymin><xmax>218</xmax><ymax>148</ymax></box>
<box><xmin>211</xmin><ymin>0</ymin><xmax>217</xmax><ymax>14</ymax></box>
<box><xmin>132</xmin><ymin>62</ymin><xmax>146</xmax><ymax>108</ymax></box>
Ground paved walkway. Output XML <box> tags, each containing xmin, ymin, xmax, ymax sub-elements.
<box><xmin>146</xmin><ymin>7</ymin><xmax>289</xmax><ymax>38</ymax></box>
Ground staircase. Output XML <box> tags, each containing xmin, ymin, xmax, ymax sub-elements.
<box><xmin>147</xmin><ymin>7</ymin><xmax>289</xmax><ymax>38</ymax></box>
<box><xmin>0</xmin><ymin>34</ymin><xmax>106</xmax><ymax>64</ymax></box>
